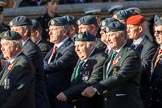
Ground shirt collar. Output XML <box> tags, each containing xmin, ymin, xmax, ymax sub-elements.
<box><xmin>82</xmin><ymin>48</ymin><xmax>95</xmax><ymax>63</ymax></box>
<box><xmin>54</xmin><ymin>37</ymin><xmax>69</xmax><ymax>48</ymax></box>
<box><xmin>22</xmin><ymin>38</ymin><xmax>30</xmax><ymax>46</ymax></box>
<box><xmin>36</xmin><ymin>38</ymin><xmax>42</xmax><ymax>44</ymax></box>
<box><xmin>113</xmin><ymin>42</ymin><xmax>127</xmax><ymax>53</ymax></box>
<box><xmin>133</xmin><ymin>36</ymin><xmax>145</xmax><ymax>46</ymax></box>
<box><xmin>8</xmin><ymin>50</ymin><xmax>23</xmax><ymax>64</ymax></box>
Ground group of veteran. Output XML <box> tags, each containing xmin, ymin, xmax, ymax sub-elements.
<box><xmin>1</xmin><ymin>3</ymin><xmax>162</xmax><ymax>108</ymax></box>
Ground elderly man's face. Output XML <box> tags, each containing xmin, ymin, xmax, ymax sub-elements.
<box><xmin>75</xmin><ymin>41</ymin><xmax>93</xmax><ymax>60</ymax></box>
<box><xmin>127</xmin><ymin>24</ymin><xmax>140</xmax><ymax>40</ymax></box>
<box><xmin>154</xmin><ymin>25</ymin><xmax>162</xmax><ymax>45</ymax></box>
<box><xmin>100</xmin><ymin>26</ymin><xmax>108</xmax><ymax>45</ymax></box>
<box><xmin>106</xmin><ymin>31</ymin><xmax>123</xmax><ymax>50</ymax></box>
<box><xmin>49</xmin><ymin>26</ymin><xmax>66</xmax><ymax>44</ymax></box>
<box><xmin>1</xmin><ymin>39</ymin><xmax>17</xmax><ymax>60</ymax></box>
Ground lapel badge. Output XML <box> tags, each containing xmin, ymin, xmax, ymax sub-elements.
<box><xmin>112</xmin><ymin>67</ymin><xmax>118</xmax><ymax>74</ymax></box>
<box><xmin>113</xmin><ymin>56</ymin><xmax>121</xmax><ymax>65</ymax></box>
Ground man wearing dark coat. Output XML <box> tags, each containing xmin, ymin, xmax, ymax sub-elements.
<box><xmin>31</xmin><ymin>19</ymin><xmax>52</xmax><ymax>58</ymax></box>
<box><xmin>44</xmin><ymin>17</ymin><xmax>78</xmax><ymax>108</ymax></box>
<box><xmin>127</xmin><ymin>15</ymin><xmax>157</xmax><ymax>108</ymax></box>
<box><xmin>9</xmin><ymin>16</ymin><xmax>50</xmax><ymax>108</ymax></box>
<box><xmin>0</xmin><ymin>30</ymin><xmax>35</xmax><ymax>108</ymax></box>
<box><xmin>82</xmin><ymin>21</ymin><xmax>144</xmax><ymax>108</ymax></box>
<box><xmin>149</xmin><ymin>15</ymin><xmax>162</xmax><ymax>108</ymax></box>
<box><xmin>57</xmin><ymin>31</ymin><xmax>107</xmax><ymax>108</ymax></box>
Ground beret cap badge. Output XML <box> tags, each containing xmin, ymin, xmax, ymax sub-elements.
<box><xmin>77</xmin><ymin>20</ymin><xmax>81</xmax><ymax>25</ymax></box>
<box><xmin>78</xmin><ymin>34</ymin><xmax>83</xmax><ymax>39</ymax></box>
<box><xmin>51</xmin><ymin>20</ymin><xmax>55</xmax><ymax>26</ymax></box>
<box><xmin>160</xmin><ymin>16</ymin><xmax>162</xmax><ymax>20</ymax></box>
<box><xmin>9</xmin><ymin>21</ymin><xmax>13</xmax><ymax>27</ymax></box>
<box><xmin>101</xmin><ymin>21</ymin><xmax>106</xmax><ymax>27</ymax></box>
<box><xmin>4</xmin><ymin>32</ymin><xmax>7</xmax><ymax>37</ymax></box>
<box><xmin>106</xmin><ymin>27</ymin><xmax>109</xmax><ymax>32</ymax></box>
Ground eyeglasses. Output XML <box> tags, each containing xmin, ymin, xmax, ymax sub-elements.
<box><xmin>154</xmin><ymin>30</ymin><xmax>162</xmax><ymax>35</ymax></box>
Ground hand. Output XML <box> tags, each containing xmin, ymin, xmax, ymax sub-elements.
<box><xmin>56</xmin><ymin>92</ymin><xmax>67</xmax><ymax>101</ymax></box>
<box><xmin>82</xmin><ymin>86</ymin><xmax>96</xmax><ymax>98</ymax></box>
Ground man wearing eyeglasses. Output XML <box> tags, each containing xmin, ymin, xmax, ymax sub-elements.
<box><xmin>127</xmin><ymin>15</ymin><xmax>157</xmax><ymax>108</ymax></box>
<box><xmin>149</xmin><ymin>15</ymin><xmax>162</xmax><ymax>108</ymax></box>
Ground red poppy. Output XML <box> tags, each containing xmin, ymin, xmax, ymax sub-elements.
<box><xmin>8</xmin><ymin>64</ymin><xmax>13</xmax><ymax>71</ymax></box>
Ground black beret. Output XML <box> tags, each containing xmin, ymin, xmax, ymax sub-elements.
<box><xmin>31</xmin><ymin>20</ymin><xmax>41</xmax><ymax>29</ymax></box>
<box><xmin>63</xmin><ymin>15</ymin><xmax>77</xmax><ymax>25</ymax></box>
<box><xmin>105</xmin><ymin>21</ymin><xmax>126</xmax><ymax>32</ymax></box>
<box><xmin>0</xmin><ymin>30</ymin><xmax>22</xmax><ymax>40</ymax></box>
<box><xmin>154</xmin><ymin>15</ymin><xmax>162</xmax><ymax>26</ymax></box>
<box><xmin>74</xmin><ymin>31</ymin><xmax>96</xmax><ymax>42</ymax></box>
<box><xmin>9</xmin><ymin>16</ymin><xmax>32</xmax><ymax>27</ymax></box>
<box><xmin>114</xmin><ymin>10</ymin><xmax>133</xmax><ymax>20</ymax></box>
<box><xmin>77</xmin><ymin>15</ymin><xmax>97</xmax><ymax>25</ymax></box>
<box><xmin>100</xmin><ymin>18</ymin><xmax>118</xmax><ymax>27</ymax></box>
<box><xmin>48</xmin><ymin>17</ymin><xmax>69</xmax><ymax>26</ymax></box>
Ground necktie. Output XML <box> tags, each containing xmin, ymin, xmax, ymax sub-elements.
<box><xmin>154</xmin><ymin>49</ymin><xmax>162</xmax><ymax>68</ymax></box>
<box><xmin>48</xmin><ymin>46</ymin><xmax>57</xmax><ymax>64</ymax></box>
<box><xmin>73</xmin><ymin>60</ymin><xmax>85</xmax><ymax>79</ymax></box>
<box><xmin>106</xmin><ymin>51</ymin><xmax>117</xmax><ymax>77</ymax></box>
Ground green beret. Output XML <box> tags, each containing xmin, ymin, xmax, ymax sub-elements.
<box><xmin>105</xmin><ymin>21</ymin><xmax>126</xmax><ymax>32</ymax></box>
<box><xmin>115</xmin><ymin>10</ymin><xmax>133</xmax><ymax>20</ymax></box>
<box><xmin>154</xmin><ymin>15</ymin><xmax>162</xmax><ymax>26</ymax></box>
<box><xmin>31</xmin><ymin>20</ymin><xmax>41</xmax><ymax>29</ymax></box>
<box><xmin>74</xmin><ymin>31</ymin><xmax>96</xmax><ymax>42</ymax></box>
<box><xmin>0</xmin><ymin>30</ymin><xmax>22</xmax><ymax>40</ymax></box>
<box><xmin>100</xmin><ymin>18</ymin><xmax>118</xmax><ymax>27</ymax></box>
<box><xmin>63</xmin><ymin>15</ymin><xmax>77</xmax><ymax>25</ymax></box>
<box><xmin>48</xmin><ymin>17</ymin><xmax>69</xmax><ymax>26</ymax></box>
<box><xmin>9</xmin><ymin>16</ymin><xmax>32</xmax><ymax>27</ymax></box>
<box><xmin>77</xmin><ymin>15</ymin><xmax>97</xmax><ymax>25</ymax></box>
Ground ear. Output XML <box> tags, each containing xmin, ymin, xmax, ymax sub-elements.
<box><xmin>138</xmin><ymin>26</ymin><xmax>143</xmax><ymax>33</ymax></box>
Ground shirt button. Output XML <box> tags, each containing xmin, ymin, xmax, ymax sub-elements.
<box><xmin>104</xmin><ymin>98</ymin><xmax>107</xmax><ymax>101</ymax></box>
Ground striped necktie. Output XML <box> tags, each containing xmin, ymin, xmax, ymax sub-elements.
<box><xmin>106</xmin><ymin>51</ymin><xmax>117</xmax><ymax>77</ymax></box>
<box><xmin>48</xmin><ymin>46</ymin><xmax>57</xmax><ymax>64</ymax></box>
<box><xmin>73</xmin><ymin>60</ymin><xmax>85</xmax><ymax>79</ymax></box>
<box><xmin>154</xmin><ymin>49</ymin><xmax>162</xmax><ymax>68</ymax></box>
